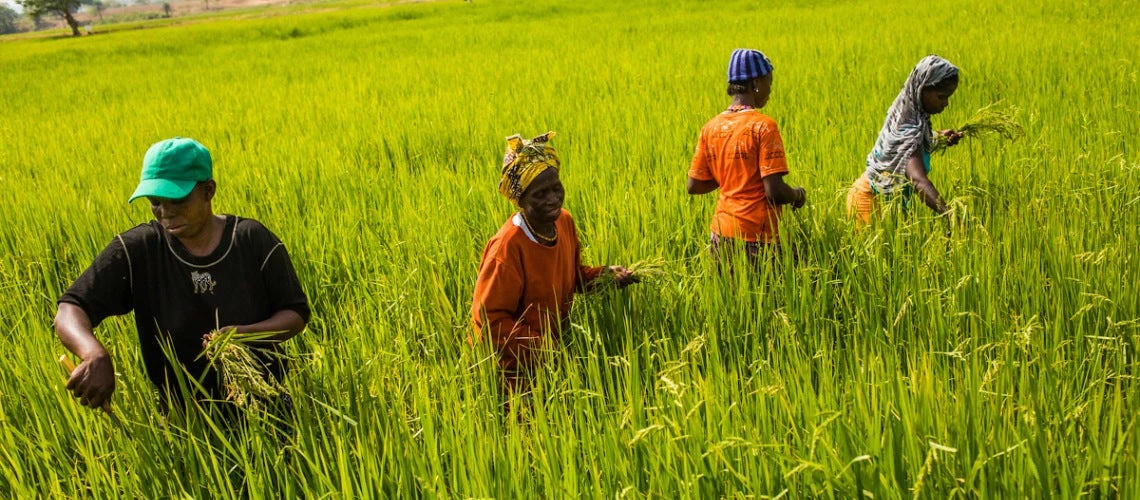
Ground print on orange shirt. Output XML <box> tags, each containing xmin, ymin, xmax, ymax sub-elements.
<box><xmin>689</xmin><ymin>111</ymin><xmax>789</xmax><ymax>243</ymax></box>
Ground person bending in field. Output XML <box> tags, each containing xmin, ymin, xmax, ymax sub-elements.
<box><xmin>846</xmin><ymin>55</ymin><xmax>965</xmax><ymax>225</ymax></box>
<box><xmin>687</xmin><ymin>48</ymin><xmax>807</xmax><ymax>266</ymax></box>
<box><xmin>55</xmin><ymin>137</ymin><xmax>310</xmax><ymax>417</ymax></box>
<box><xmin>470</xmin><ymin>132</ymin><xmax>638</xmax><ymax>393</ymax></box>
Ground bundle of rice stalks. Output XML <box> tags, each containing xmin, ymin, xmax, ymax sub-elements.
<box><xmin>588</xmin><ymin>257</ymin><xmax>671</xmax><ymax>294</ymax></box>
<box><xmin>932</xmin><ymin>102</ymin><xmax>1024</xmax><ymax>153</ymax></box>
<box><xmin>201</xmin><ymin>329</ymin><xmax>286</xmax><ymax>410</ymax></box>
<box><xmin>625</xmin><ymin>258</ymin><xmax>669</xmax><ymax>282</ymax></box>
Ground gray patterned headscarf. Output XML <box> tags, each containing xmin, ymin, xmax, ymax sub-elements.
<box><xmin>864</xmin><ymin>55</ymin><xmax>959</xmax><ymax>194</ymax></box>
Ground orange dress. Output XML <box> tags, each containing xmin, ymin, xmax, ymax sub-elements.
<box><xmin>846</xmin><ymin>176</ymin><xmax>877</xmax><ymax>226</ymax></box>
<box><xmin>470</xmin><ymin>209</ymin><xmax>604</xmax><ymax>377</ymax></box>
<box><xmin>688</xmin><ymin>110</ymin><xmax>790</xmax><ymax>243</ymax></box>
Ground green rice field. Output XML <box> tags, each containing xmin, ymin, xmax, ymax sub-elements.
<box><xmin>1</xmin><ymin>0</ymin><xmax>1138</xmax><ymax>496</ymax></box>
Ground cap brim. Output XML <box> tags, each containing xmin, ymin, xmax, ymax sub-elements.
<box><xmin>128</xmin><ymin>178</ymin><xmax>198</xmax><ymax>203</ymax></box>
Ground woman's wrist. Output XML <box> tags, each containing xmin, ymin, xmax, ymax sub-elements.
<box><xmin>79</xmin><ymin>344</ymin><xmax>110</xmax><ymax>363</ymax></box>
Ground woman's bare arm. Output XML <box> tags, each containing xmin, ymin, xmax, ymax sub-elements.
<box><xmin>904</xmin><ymin>152</ymin><xmax>947</xmax><ymax>214</ymax></box>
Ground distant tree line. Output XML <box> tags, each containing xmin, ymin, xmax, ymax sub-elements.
<box><xmin>18</xmin><ymin>0</ymin><xmax>84</xmax><ymax>35</ymax></box>
<box><xmin>1</xmin><ymin>0</ymin><xmax>179</xmax><ymax>36</ymax></box>
<box><xmin>0</xmin><ymin>4</ymin><xmax>24</xmax><ymax>34</ymax></box>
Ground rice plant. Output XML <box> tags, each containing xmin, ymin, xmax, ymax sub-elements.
<box><xmin>200</xmin><ymin>329</ymin><xmax>286</xmax><ymax>410</ymax></box>
<box><xmin>933</xmin><ymin>102</ymin><xmax>1024</xmax><ymax>153</ymax></box>
<box><xmin>0</xmin><ymin>0</ymin><xmax>1136</xmax><ymax>497</ymax></box>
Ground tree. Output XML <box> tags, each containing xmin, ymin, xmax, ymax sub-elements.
<box><xmin>32</xmin><ymin>12</ymin><xmax>53</xmax><ymax>30</ymax></box>
<box><xmin>90</xmin><ymin>0</ymin><xmax>105</xmax><ymax>23</ymax></box>
<box><xmin>18</xmin><ymin>0</ymin><xmax>82</xmax><ymax>36</ymax></box>
<box><xmin>0</xmin><ymin>4</ymin><xmax>23</xmax><ymax>35</ymax></box>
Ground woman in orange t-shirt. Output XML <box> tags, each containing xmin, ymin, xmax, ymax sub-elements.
<box><xmin>470</xmin><ymin>132</ymin><xmax>638</xmax><ymax>392</ymax></box>
<box><xmin>687</xmin><ymin>49</ymin><xmax>807</xmax><ymax>265</ymax></box>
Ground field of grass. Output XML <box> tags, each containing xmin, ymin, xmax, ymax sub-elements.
<box><xmin>1</xmin><ymin>0</ymin><xmax>1138</xmax><ymax>496</ymax></box>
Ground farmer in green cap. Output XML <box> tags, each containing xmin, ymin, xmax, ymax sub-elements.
<box><xmin>54</xmin><ymin>137</ymin><xmax>310</xmax><ymax>415</ymax></box>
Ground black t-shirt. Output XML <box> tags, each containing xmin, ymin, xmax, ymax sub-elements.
<box><xmin>59</xmin><ymin>215</ymin><xmax>311</xmax><ymax>400</ymax></box>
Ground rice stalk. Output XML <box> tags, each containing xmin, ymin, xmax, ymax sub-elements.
<box><xmin>200</xmin><ymin>329</ymin><xmax>287</xmax><ymax>410</ymax></box>
<box><xmin>932</xmin><ymin>102</ymin><xmax>1024</xmax><ymax>153</ymax></box>
<box><xmin>586</xmin><ymin>257</ymin><xmax>671</xmax><ymax>295</ymax></box>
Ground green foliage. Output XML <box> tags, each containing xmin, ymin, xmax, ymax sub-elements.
<box><xmin>0</xmin><ymin>0</ymin><xmax>1137</xmax><ymax>497</ymax></box>
<box><xmin>16</xmin><ymin>0</ymin><xmax>79</xmax><ymax>20</ymax></box>
<box><xmin>0</xmin><ymin>4</ymin><xmax>22</xmax><ymax>34</ymax></box>
<box><xmin>18</xmin><ymin>0</ymin><xmax>81</xmax><ymax>34</ymax></box>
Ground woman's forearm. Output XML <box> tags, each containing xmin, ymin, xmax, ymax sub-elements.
<box><xmin>904</xmin><ymin>152</ymin><xmax>946</xmax><ymax>214</ymax></box>
<box><xmin>234</xmin><ymin>309</ymin><xmax>307</xmax><ymax>342</ymax></box>
<box><xmin>913</xmin><ymin>179</ymin><xmax>947</xmax><ymax>214</ymax></box>
<box><xmin>687</xmin><ymin>177</ymin><xmax>720</xmax><ymax>195</ymax></box>
<box><xmin>55</xmin><ymin>302</ymin><xmax>109</xmax><ymax>361</ymax></box>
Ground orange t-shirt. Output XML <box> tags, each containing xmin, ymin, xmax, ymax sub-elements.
<box><xmin>688</xmin><ymin>110</ymin><xmax>790</xmax><ymax>243</ymax></box>
<box><xmin>470</xmin><ymin>209</ymin><xmax>604</xmax><ymax>374</ymax></box>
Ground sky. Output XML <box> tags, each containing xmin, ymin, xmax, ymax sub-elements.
<box><xmin>2</xmin><ymin>0</ymin><xmax>22</xmax><ymax>13</ymax></box>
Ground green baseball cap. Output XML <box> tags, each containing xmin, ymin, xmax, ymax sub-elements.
<box><xmin>128</xmin><ymin>138</ymin><xmax>213</xmax><ymax>203</ymax></box>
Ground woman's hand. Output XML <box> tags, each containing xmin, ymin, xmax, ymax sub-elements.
<box><xmin>203</xmin><ymin>310</ymin><xmax>306</xmax><ymax>345</ymax></box>
<box><xmin>55</xmin><ymin>303</ymin><xmax>116</xmax><ymax>409</ymax></box>
<box><xmin>791</xmin><ymin>187</ymin><xmax>807</xmax><ymax>209</ymax></box>
<box><xmin>66</xmin><ymin>351</ymin><xmax>116</xmax><ymax>409</ymax></box>
<box><xmin>608</xmin><ymin>266</ymin><xmax>640</xmax><ymax>289</ymax></box>
<box><xmin>202</xmin><ymin>325</ymin><xmax>241</xmax><ymax>348</ymax></box>
<box><xmin>939</xmin><ymin>129</ymin><xmax>964</xmax><ymax>147</ymax></box>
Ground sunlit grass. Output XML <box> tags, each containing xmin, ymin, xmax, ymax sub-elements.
<box><xmin>0</xmin><ymin>0</ymin><xmax>1137</xmax><ymax>496</ymax></box>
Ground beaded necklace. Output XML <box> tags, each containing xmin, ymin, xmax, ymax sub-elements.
<box><xmin>520</xmin><ymin>210</ymin><xmax>557</xmax><ymax>244</ymax></box>
<box><xmin>726</xmin><ymin>104</ymin><xmax>754</xmax><ymax>113</ymax></box>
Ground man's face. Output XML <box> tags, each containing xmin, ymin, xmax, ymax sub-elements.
<box><xmin>147</xmin><ymin>181</ymin><xmax>215</xmax><ymax>239</ymax></box>
<box><xmin>518</xmin><ymin>169</ymin><xmax>565</xmax><ymax>225</ymax></box>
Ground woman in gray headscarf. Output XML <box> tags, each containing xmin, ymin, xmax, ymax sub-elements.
<box><xmin>847</xmin><ymin>55</ymin><xmax>964</xmax><ymax>225</ymax></box>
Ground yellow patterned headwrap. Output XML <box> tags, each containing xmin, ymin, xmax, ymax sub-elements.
<box><xmin>499</xmin><ymin>131</ymin><xmax>560</xmax><ymax>204</ymax></box>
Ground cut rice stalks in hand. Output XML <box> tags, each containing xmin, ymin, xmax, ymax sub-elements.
<box><xmin>933</xmin><ymin>102</ymin><xmax>1024</xmax><ymax>154</ymax></box>
<box><xmin>200</xmin><ymin>329</ymin><xmax>288</xmax><ymax>411</ymax></box>
<box><xmin>588</xmin><ymin>257</ymin><xmax>671</xmax><ymax>294</ymax></box>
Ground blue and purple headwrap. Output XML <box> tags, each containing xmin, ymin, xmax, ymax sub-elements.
<box><xmin>727</xmin><ymin>48</ymin><xmax>774</xmax><ymax>83</ymax></box>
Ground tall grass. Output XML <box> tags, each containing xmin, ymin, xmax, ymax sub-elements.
<box><xmin>0</xmin><ymin>0</ymin><xmax>1137</xmax><ymax>496</ymax></box>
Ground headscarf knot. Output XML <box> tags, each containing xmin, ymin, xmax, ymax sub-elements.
<box><xmin>498</xmin><ymin>131</ymin><xmax>559</xmax><ymax>203</ymax></box>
